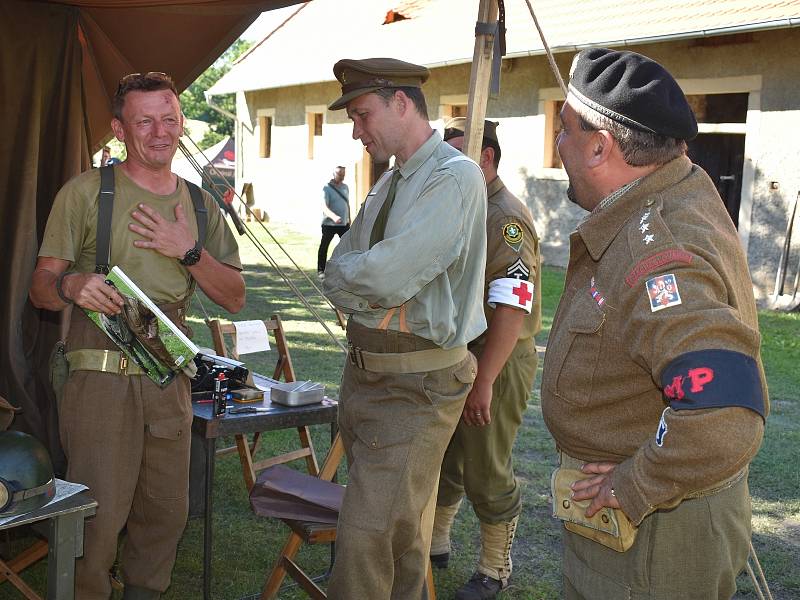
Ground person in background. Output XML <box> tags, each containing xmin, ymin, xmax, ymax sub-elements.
<box><xmin>317</xmin><ymin>165</ymin><xmax>350</xmax><ymax>278</ymax></box>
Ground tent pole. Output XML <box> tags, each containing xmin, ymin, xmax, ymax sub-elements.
<box><xmin>463</xmin><ymin>0</ymin><xmax>499</xmax><ymax>162</ymax></box>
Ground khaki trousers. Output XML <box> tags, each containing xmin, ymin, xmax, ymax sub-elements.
<box><xmin>437</xmin><ymin>338</ymin><xmax>537</xmax><ymax>523</ymax></box>
<box><xmin>59</xmin><ymin>310</ymin><xmax>192</xmax><ymax>599</ymax></box>
<box><xmin>327</xmin><ymin>321</ymin><xmax>476</xmax><ymax>600</ymax></box>
<box><xmin>563</xmin><ymin>473</ymin><xmax>752</xmax><ymax>600</ymax></box>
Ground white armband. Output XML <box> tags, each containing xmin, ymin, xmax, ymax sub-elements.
<box><xmin>488</xmin><ymin>278</ymin><xmax>534</xmax><ymax>313</ymax></box>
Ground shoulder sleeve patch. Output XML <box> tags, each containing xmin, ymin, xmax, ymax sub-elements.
<box><xmin>626</xmin><ymin>249</ymin><xmax>693</xmax><ymax>287</ymax></box>
<box><xmin>502</xmin><ymin>222</ymin><xmax>524</xmax><ymax>252</ymax></box>
<box><xmin>661</xmin><ymin>349</ymin><xmax>765</xmax><ymax>419</ymax></box>
<box><xmin>645</xmin><ymin>273</ymin><xmax>682</xmax><ymax>312</ymax></box>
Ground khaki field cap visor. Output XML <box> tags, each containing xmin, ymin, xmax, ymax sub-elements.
<box><xmin>443</xmin><ymin>117</ymin><xmax>499</xmax><ymax>145</ymax></box>
<box><xmin>329</xmin><ymin>57</ymin><xmax>430</xmax><ymax>110</ymax></box>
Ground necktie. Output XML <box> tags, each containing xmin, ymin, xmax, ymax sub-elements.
<box><xmin>369</xmin><ymin>169</ymin><xmax>401</xmax><ymax>248</ymax></box>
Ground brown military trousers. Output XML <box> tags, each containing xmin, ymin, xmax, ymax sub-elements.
<box><xmin>59</xmin><ymin>309</ymin><xmax>192</xmax><ymax>599</ymax></box>
<box><xmin>327</xmin><ymin>320</ymin><xmax>476</xmax><ymax>600</ymax></box>
<box><xmin>562</xmin><ymin>473</ymin><xmax>752</xmax><ymax>599</ymax></box>
<box><xmin>438</xmin><ymin>337</ymin><xmax>538</xmax><ymax>522</ymax></box>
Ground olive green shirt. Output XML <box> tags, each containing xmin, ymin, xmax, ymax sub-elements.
<box><xmin>471</xmin><ymin>176</ymin><xmax>541</xmax><ymax>349</ymax></box>
<box><xmin>542</xmin><ymin>156</ymin><xmax>767</xmax><ymax>525</ymax></box>
<box><xmin>323</xmin><ymin>131</ymin><xmax>487</xmax><ymax>349</ymax></box>
<box><xmin>39</xmin><ymin>166</ymin><xmax>241</xmax><ymax>303</ymax></box>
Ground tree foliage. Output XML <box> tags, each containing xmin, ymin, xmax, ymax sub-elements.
<box><xmin>180</xmin><ymin>39</ymin><xmax>252</xmax><ymax>149</ymax></box>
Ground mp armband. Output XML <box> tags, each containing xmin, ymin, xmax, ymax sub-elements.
<box><xmin>660</xmin><ymin>349</ymin><xmax>765</xmax><ymax>419</ymax></box>
<box><xmin>55</xmin><ymin>272</ymin><xmax>74</xmax><ymax>305</ymax></box>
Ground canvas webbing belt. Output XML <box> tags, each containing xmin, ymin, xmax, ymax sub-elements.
<box><xmin>94</xmin><ymin>165</ymin><xmax>208</xmax><ymax>275</ymax></box>
<box><xmin>65</xmin><ymin>349</ymin><xmax>145</xmax><ymax>376</ymax></box>
<box><xmin>347</xmin><ymin>344</ymin><xmax>467</xmax><ymax>374</ymax></box>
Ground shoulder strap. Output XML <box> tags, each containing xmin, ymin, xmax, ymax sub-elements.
<box><xmin>185</xmin><ymin>180</ymin><xmax>208</xmax><ymax>246</ymax></box>
<box><xmin>328</xmin><ymin>183</ymin><xmax>349</xmax><ymax>203</ymax></box>
<box><xmin>95</xmin><ymin>166</ymin><xmax>115</xmax><ymax>274</ymax></box>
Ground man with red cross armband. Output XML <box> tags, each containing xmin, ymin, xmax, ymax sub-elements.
<box><xmin>542</xmin><ymin>47</ymin><xmax>768</xmax><ymax>599</ymax></box>
<box><xmin>432</xmin><ymin>118</ymin><xmax>541</xmax><ymax>600</ymax></box>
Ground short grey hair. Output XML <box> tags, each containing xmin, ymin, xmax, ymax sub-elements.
<box><xmin>573</xmin><ymin>100</ymin><xmax>687</xmax><ymax>167</ymax></box>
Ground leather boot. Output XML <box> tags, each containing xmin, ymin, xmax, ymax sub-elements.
<box><xmin>455</xmin><ymin>515</ymin><xmax>519</xmax><ymax>599</ymax></box>
<box><xmin>429</xmin><ymin>499</ymin><xmax>461</xmax><ymax>569</ymax></box>
<box><xmin>122</xmin><ymin>584</ymin><xmax>161</xmax><ymax>600</ymax></box>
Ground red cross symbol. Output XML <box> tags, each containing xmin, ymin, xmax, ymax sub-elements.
<box><xmin>512</xmin><ymin>282</ymin><xmax>532</xmax><ymax>306</ymax></box>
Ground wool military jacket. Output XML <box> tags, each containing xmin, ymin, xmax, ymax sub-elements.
<box><xmin>470</xmin><ymin>176</ymin><xmax>541</xmax><ymax>351</ymax></box>
<box><xmin>541</xmin><ymin>155</ymin><xmax>768</xmax><ymax>525</ymax></box>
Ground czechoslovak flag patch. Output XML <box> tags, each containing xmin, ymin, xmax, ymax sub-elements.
<box><xmin>646</xmin><ymin>273</ymin><xmax>682</xmax><ymax>312</ymax></box>
<box><xmin>488</xmin><ymin>278</ymin><xmax>534</xmax><ymax>313</ymax></box>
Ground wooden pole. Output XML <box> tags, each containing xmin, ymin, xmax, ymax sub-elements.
<box><xmin>463</xmin><ymin>0</ymin><xmax>498</xmax><ymax>162</ymax></box>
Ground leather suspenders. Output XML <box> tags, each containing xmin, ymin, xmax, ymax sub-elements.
<box><xmin>94</xmin><ymin>165</ymin><xmax>208</xmax><ymax>274</ymax></box>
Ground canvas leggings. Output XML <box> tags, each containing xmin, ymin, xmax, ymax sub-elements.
<box><xmin>59</xmin><ymin>308</ymin><xmax>193</xmax><ymax>599</ymax></box>
<box><xmin>562</xmin><ymin>473</ymin><xmax>752</xmax><ymax>600</ymax></box>
<box><xmin>327</xmin><ymin>320</ymin><xmax>477</xmax><ymax>600</ymax></box>
<box><xmin>437</xmin><ymin>337</ymin><xmax>538</xmax><ymax>523</ymax></box>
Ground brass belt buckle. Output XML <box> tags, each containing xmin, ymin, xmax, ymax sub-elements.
<box><xmin>348</xmin><ymin>343</ymin><xmax>365</xmax><ymax>369</ymax></box>
<box><xmin>119</xmin><ymin>355</ymin><xmax>128</xmax><ymax>376</ymax></box>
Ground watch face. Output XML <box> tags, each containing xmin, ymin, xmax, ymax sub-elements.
<box><xmin>180</xmin><ymin>243</ymin><xmax>202</xmax><ymax>266</ymax></box>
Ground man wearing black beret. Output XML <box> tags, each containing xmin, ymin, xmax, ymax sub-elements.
<box><xmin>542</xmin><ymin>48</ymin><xmax>768</xmax><ymax>598</ymax></box>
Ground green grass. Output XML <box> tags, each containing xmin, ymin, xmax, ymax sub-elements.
<box><xmin>2</xmin><ymin>224</ymin><xmax>798</xmax><ymax>599</ymax></box>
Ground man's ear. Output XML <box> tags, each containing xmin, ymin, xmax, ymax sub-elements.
<box><xmin>110</xmin><ymin>118</ymin><xmax>125</xmax><ymax>143</ymax></box>
<box><xmin>479</xmin><ymin>146</ymin><xmax>495</xmax><ymax>170</ymax></box>
<box><xmin>587</xmin><ymin>129</ymin><xmax>614</xmax><ymax>168</ymax></box>
<box><xmin>393</xmin><ymin>90</ymin><xmax>409</xmax><ymax>116</ymax></box>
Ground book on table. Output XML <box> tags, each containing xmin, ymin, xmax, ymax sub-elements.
<box><xmin>82</xmin><ymin>266</ymin><xmax>199</xmax><ymax>387</ymax></box>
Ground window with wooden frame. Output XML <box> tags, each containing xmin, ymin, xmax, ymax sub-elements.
<box><xmin>543</xmin><ymin>99</ymin><xmax>564</xmax><ymax>169</ymax></box>
<box><xmin>258</xmin><ymin>115</ymin><xmax>272</xmax><ymax>158</ymax></box>
<box><xmin>306</xmin><ymin>109</ymin><xmax>324</xmax><ymax>159</ymax></box>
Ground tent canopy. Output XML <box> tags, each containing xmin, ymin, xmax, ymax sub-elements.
<box><xmin>0</xmin><ymin>0</ymin><xmax>304</xmax><ymax>467</ymax></box>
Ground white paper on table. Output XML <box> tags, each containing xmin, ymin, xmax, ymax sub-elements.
<box><xmin>233</xmin><ymin>320</ymin><xmax>271</xmax><ymax>355</ymax></box>
<box><xmin>0</xmin><ymin>478</ymin><xmax>89</xmax><ymax>526</ymax></box>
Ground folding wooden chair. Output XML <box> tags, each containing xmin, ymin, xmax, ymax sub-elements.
<box><xmin>207</xmin><ymin>315</ymin><xmax>319</xmax><ymax>490</ymax></box>
<box><xmin>259</xmin><ymin>433</ymin><xmax>437</xmax><ymax>600</ymax></box>
<box><xmin>0</xmin><ymin>540</ymin><xmax>48</xmax><ymax>600</ymax></box>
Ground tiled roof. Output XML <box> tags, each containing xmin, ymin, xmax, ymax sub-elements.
<box><xmin>210</xmin><ymin>0</ymin><xmax>800</xmax><ymax>95</ymax></box>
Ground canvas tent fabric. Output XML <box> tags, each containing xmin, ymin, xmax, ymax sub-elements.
<box><xmin>0</xmin><ymin>0</ymin><xmax>300</xmax><ymax>470</ymax></box>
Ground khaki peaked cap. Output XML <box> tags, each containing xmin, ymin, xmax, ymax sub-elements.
<box><xmin>443</xmin><ymin>117</ymin><xmax>499</xmax><ymax>145</ymax></box>
<box><xmin>329</xmin><ymin>57</ymin><xmax>430</xmax><ymax>110</ymax></box>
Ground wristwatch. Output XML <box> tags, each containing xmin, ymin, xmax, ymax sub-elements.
<box><xmin>179</xmin><ymin>240</ymin><xmax>202</xmax><ymax>266</ymax></box>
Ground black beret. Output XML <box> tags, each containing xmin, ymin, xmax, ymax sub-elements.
<box><xmin>568</xmin><ymin>47</ymin><xmax>697</xmax><ymax>140</ymax></box>
<box><xmin>442</xmin><ymin>117</ymin><xmax>499</xmax><ymax>145</ymax></box>
<box><xmin>329</xmin><ymin>58</ymin><xmax>429</xmax><ymax>110</ymax></box>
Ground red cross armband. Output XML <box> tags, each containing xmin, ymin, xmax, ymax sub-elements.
<box><xmin>660</xmin><ymin>349</ymin><xmax>765</xmax><ymax>419</ymax></box>
<box><xmin>488</xmin><ymin>278</ymin><xmax>534</xmax><ymax>313</ymax></box>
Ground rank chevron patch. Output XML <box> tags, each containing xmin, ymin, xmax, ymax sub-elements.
<box><xmin>506</xmin><ymin>258</ymin><xmax>530</xmax><ymax>280</ymax></box>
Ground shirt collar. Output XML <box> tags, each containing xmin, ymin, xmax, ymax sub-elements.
<box><xmin>487</xmin><ymin>176</ymin><xmax>505</xmax><ymax>200</ymax></box>
<box><xmin>398</xmin><ymin>130</ymin><xmax>441</xmax><ymax>179</ymax></box>
<box><xmin>577</xmin><ymin>155</ymin><xmax>693</xmax><ymax>260</ymax></box>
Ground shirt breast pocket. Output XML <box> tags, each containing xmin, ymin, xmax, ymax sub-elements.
<box><xmin>543</xmin><ymin>290</ymin><xmax>606</xmax><ymax>407</ymax></box>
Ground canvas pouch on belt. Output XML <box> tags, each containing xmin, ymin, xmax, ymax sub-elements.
<box><xmin>551</xmin><ymin>466</ymin><xmax>638</xmax><ymax>552</ymax></box>
<box><xmin>49</xmin><ymin>340</ymin><xmax>69</xmax><ymax>405</ymax></box>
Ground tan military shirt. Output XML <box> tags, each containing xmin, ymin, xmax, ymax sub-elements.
<box><xmin>39</xmin><ymin>166</ymin><xmax>241</xmax><ymax>303</ymax></box>
<box><xmin>541</xmin><ymin>156</ymin><xmax>768</xmax><ymax>525</ymax></box>
<box><xmin>323</xmin><ymin>131</ymin><xmax>487</xmax><ymax>349</ymax></box>
<box><xmin>470</xmin><ymin>176</ymin><xmax>541</xmax><ymax>350</ymax></box>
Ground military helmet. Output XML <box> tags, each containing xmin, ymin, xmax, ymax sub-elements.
<box><xmin>0</xmin><ymin>431</ymin><xmax>56</xmax><ymax>516</ymax></box>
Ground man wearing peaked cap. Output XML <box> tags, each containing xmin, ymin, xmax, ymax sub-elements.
<box><xmin>322</xmin><ymin>58</ymin><xmax>488</xmax><ymax>598</ymax></box>
<box><xmin>431</xmin><ymin>118</ymin><xmax>541</xmax><ymax>600</ymax></box>
<box><xmin>542</xmin><ymin>48</ymin><xmax>767</xmax><ymax>598</ymax></box>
